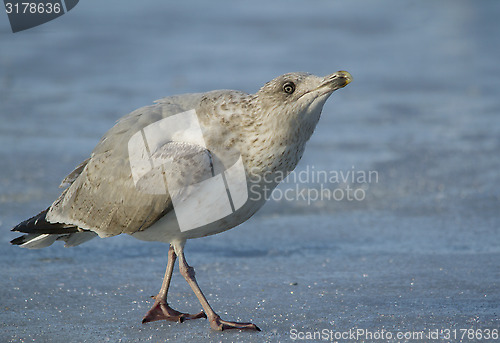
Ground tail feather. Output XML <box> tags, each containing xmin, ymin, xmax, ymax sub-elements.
<box><xmin>59</xmin><ymin>231</ymin><xmax>97</xmax><ymax>247</ymax></box>
<box><xmin>10</xmin><ymin>232</ymin><xmax>98</xmax><ymax>249</ymax></box>
<box><xmin>11</xmin><ymin>208</ymin><xmax>96</xmax><ymax>249</ymax></box>
<box><xmin>10</xmin><ymin>233</ymin><xmax>58</xmax><ymax>249</ymax></box>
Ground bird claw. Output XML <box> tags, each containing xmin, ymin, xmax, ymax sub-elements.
<box><xmin>142</xmin><ymin>299</ymin><xmax>206</xmax><ymax>324</ymax></box>
<box><xmin>210</xmin><ymin>315</ymin><xmax>261</xmax><ymax>331</ymax></box>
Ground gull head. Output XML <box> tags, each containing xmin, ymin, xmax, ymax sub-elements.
<box><xmin>197</xmin><ymin>70</ymin><xmax>352</xmax><ymax>178</ymax></box>
<box><xmin>255</xmin><ymin>71</ymin><xmax>352</xmax><ymax>129</ymax></box>
<box><xmin>253</xmin><ymin>71</ymin><xmax>352</xmax><ymax>142</ymax></box>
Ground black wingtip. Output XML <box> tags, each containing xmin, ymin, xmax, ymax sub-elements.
<box><xmin>12</xmin><ymin>209</ymin><xmax>50</xmax><ymax>233</ymax></box>
<box><xmin>12</xmin><ymin>208</ymin><xmax>78</xmax><ymax>235</ymax></box>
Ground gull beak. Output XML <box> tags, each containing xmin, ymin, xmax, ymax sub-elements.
<box><xmin>322</xmin><ymin>71</ymin><xmax>353</xmax><ymax>91</ymax></box>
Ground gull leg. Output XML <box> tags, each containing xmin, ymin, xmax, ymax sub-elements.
<box><xmin>142</xmin><ymin>245</ymin><xmax>206</xmax><ymax>324</ymax></box>
<box><xmin>176</xmin><ymin>244</ymin><xmax>260</xmax><ymax>331</ymax></box>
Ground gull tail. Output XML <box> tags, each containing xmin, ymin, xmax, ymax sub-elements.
<box><xmin>11</xmin><ymin>208</ymin><xmax>97</xmax><ymax>249</ymax></box>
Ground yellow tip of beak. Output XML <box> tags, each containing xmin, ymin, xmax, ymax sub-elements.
<box><xmin>336</xmin><ymin>70</ymin><xmax>352</xmax><ymax>86</ymax></box>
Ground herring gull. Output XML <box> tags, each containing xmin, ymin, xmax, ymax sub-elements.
<box><xmin>11</xmin><ymin>71</ymin><xmax>352</xmax><ymax>331</ymax></box>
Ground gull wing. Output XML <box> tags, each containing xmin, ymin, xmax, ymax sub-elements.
<box><xmin>46</xmin><ymin>93</ymin><xmax>214</xmax><ymax>237</ymax></box>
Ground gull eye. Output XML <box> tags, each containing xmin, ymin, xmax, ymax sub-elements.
<box><xmin>283</xmin><ymin>81</ymin><xmax>295</xmax><ymax>94</ymax></box>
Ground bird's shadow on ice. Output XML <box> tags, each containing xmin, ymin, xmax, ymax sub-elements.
<box><xmin>189</xmin><ymin>242</ymin><xmax>337</xmax><ymax>259</ymax></box>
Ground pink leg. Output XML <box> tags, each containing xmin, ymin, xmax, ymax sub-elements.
<box><xmin>142</xmin><ymin>245</ymin><xmax>206</xmax><ymax>324</ymax></box>
<box><xmin>176</xmin><ymin>244</ymin><xmax>260</xmax><ymax>331</ymax></box>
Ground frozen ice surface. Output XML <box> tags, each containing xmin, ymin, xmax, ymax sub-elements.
<box><xmin>1</xmin><ymin>0</ymin><xmax>499</xmax><ymax>342</ymax></box>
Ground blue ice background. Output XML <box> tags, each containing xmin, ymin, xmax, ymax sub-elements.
<box><xmin>1</xmin><ymin>1</ymin><xmax>499</xmax><ymax>342</ymax></box>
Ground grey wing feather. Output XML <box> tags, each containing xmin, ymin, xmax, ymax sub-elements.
<box><xmin>59</xmin><ymin>158</ymin><xmax>90</xmax><ymax>188</ymax></box>
<box><xmin>45</xmin><ymin>93</ymin><xmax>214</xmax><ymax>238</ymax></box>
